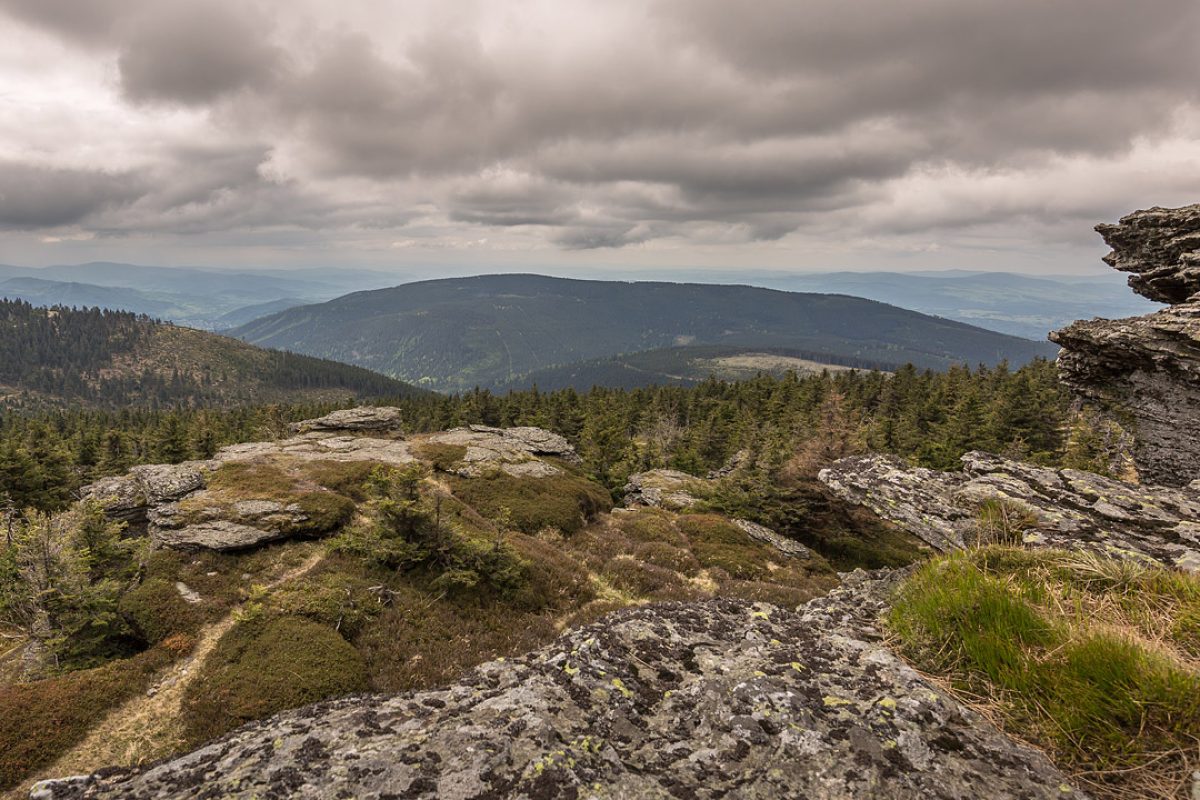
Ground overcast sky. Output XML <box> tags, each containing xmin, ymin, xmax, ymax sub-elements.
<box><xmin>0</xmin><ymin>0</ymin><xmax>1197</xmax><ymax>274</ymax></box>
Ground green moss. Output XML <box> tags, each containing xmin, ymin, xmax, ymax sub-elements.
<box><xmin>506</xmin><ymin>533</ymin><xmax>596</xmax><ymax>612</ymax></box>
<box><xmin>118</xmin><ymin>578</ymin><xmax>203</xmax><ymax>645</ymax></box>
<box><xmin>0</xmin><ymin>635</ymin><xmax>194</xmax><ymax>790</ymax></box>
<box><xmin>293</xmin><ymin>491</ymin><xmax>356</xmax><ymax>535</ymax></box>
<box><xmin>447</xmin><ymin>471</ymin><xmax>612</xmax><ymax>535</ymax></box>
<box><xmin>301</xmin><ymin>460</ymin><xmax>379</xmax><ymax>501</ymax></box>
<box><xmin>411</xmin><ymin>442</ymin><xmax>468</xmax><ymax>471</ymax></box>
<box><xmin>264</xmin><ymin>559</ymin><xmax>381</xmax><ymax>638</ymax></box>
<box><xmin>181</xmin><ymin>616</ymin><xmax>368</xmax><ymax>747</ymax></box>
<box><xmin>678</xmin><ymin>514</ymin><xmax>772</xmax><ymax>580</ymax></box>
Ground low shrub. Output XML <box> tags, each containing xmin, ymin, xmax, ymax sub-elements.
<box><xmin>411</xmin><ymin>442</ymin><xmax>468</xmax><ymax>472</ymax></box>
<box><xmin>301</xmin><ymin>460</ymin><xmax>379</xmax><ymax>500</ymax></box>
<box><xmin>118</xmin><ymin>579</ymin><xmax>203</xmax><ymax>645</ymax></box>
<box><xmin>0</xmin><ymin>634</ymin><xmax>194</xmax><ymax>790</ymax></box>
<box><xmin>678</xmin><ymin>514</ymin><xmax>772</xmax><ymax>580</ymax></box>
<box><xmin>293</xmin><ymin>491</ymin><xmax>357</xmax><ymax>535</ymax></box>
<box><xmin>181</xmin><ymin>616</ymin><xmax>368</xmax><ymax>748</ymax></box>
<box><xmin>448</xmin><ymin>472</ymin><xmax>612</xmax><ymax>535</ymax></box>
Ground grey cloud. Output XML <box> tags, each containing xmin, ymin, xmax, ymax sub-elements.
<box><xmin>117</xmin><ymin>2</ymin><xmax>282</xmax><ymax>105</ymax></box>
<box><xmin>0</xmin><ymin>162</ymin><xmax>146</xmax><ymax>229</ymax></box>
<box><xmin>1</xmin><ymin>0</ymin><xmax>1197</xmax><ymax>253</ymax></box>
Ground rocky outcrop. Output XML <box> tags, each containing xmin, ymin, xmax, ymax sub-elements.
<box><xmin>80</xmin><ymin>462</ymin><xmax>217</xmax><ymax>523</ymax></box>
<box><xmin>80</xmin><ymin>411</ymin><xmax>578</xmax><ymax>551</ymax></box>
<box><xmin>1050</xmin><ymin>204</ymin><xmax>1200</xmax><ymax>485</ymax></box>
<box><xmin>288</xmin><ymin>406</ymin><xmax>406</xmax><ymax>434</ymax></box>
<box><xmin>425</xmin><ymin>425</ymin><xmax>581</xmax><ymax>477</ymax></box>
<box><xmin>1093</xmin><ymin>204</ymin><xmax>1200</xmax><ymax>305</ymax></box>
<box><xmin>819</xmin><ymin>452</ymin><xmax>1200</xmax><ymax>572</ymax></box>
<box><xmin>622</xmin><ymin>469</ymin><xmax>703</xmax><ymax>510</ymax></box>
<box><xmin>30</xmin><ymin>570</ymin><xmax>1084</xmax><ymax>800</ymax></box>
<box><xmin>732</xmin><ymin>518</ymin><xmax>811</xmax><ymax>559</ymax></box>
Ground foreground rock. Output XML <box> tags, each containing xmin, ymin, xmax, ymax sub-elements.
<box><xmin>31</xmin><ymin>571</ymin><xmax>1083</xmax><ymax>800</ymax></box>
<box><xmin>820</xmin><ymin>452</ymin><xmax>1200</xmax><ymax>572</ymax></box>
<box><xmin>1050</xmin><ymin>203</ymin><xmax>1200</xmax><ymax>485</ymax></box>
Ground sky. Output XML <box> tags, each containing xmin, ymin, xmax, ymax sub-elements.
<box><xmin>0</xmin><ymin>0</ymin><xmax>1198</xmax><ymax>275</ymax></box>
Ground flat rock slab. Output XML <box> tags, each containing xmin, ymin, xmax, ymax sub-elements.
<box><xmin>288</xmin><ymin>407</ymin><xmax>406</xmax><ymax>434</ymax></box>
<box><xmin>820</xmin><ymin>451</ymin><xmax>1200</xmax><ymax>571</ymax></box>
<box><xmin>32</xmin><ymin>571</ymin><xmax>1084</xmax><ymax>800</ymax></box>
<box><xmin>426</xmin><ymin>425</ymin><xmax>580</xmax><ymax>477</ymax></box>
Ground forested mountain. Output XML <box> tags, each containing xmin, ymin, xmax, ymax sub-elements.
<box><xmin>232</xmin><ymin>275</ymin><xmax>1058</xmax><ymax>392</ymax></box>
<box><xmin>0</xmin><ymin>300</ymin><xmax>423</xmax><ymax>409</ymax></box>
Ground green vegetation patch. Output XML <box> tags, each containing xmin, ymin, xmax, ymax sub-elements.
<box><xmin>181</xmin><ymin>616</ymin><xmax>368</xmax><ymax>748</ymax></box>
<box><xmin>0</xmin><ymin>634</ymin><xmax>194</xmax><ymax>790</ymax></box>
<box><xmin>890</xmin><ymin>547</ymin><xmax>1200</xmax><ymax>800</ymax></box>
<box><xmin>446</xmin><ymin>471</ymin><xmax>612</xmax><ymax>535</ymax></box>
<box><xmin>411</xmin><ymin>441</ymin><xmax>468</xmax><ymax>471</ymax></box>
<box><xmin>118</xmin><ymin>579</ymin><xmax>203</xmax><ymax>645</ymax></box>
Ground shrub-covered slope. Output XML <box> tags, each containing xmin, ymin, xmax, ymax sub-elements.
<box><xmin>0</xmin><ymin>299</ymin><xmax>423</xmax><ymax>408</ymax></box>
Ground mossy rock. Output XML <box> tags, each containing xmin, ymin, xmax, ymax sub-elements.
<box><xmin>412</xmin><ymin>442</ymin><xmax>469</xmax><ymax>472</ymax></box>
<box><xmin>118</xmin><ymin>578</ymin><xmax>203</xmax><ymax>645</ymax></box>
<box><xmin>181</xmin><ymin>616</ymin><xmax>368</xmax><ymax>747</ymax></box>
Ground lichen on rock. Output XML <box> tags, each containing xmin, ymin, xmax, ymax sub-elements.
<box><xmin>28</xmin><ymin>571</ymin><xmax>1084</xmax><ymax>800</ymax></box>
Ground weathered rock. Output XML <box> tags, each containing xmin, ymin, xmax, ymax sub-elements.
<box><xmin>151</xmin><ymin>519</ymin><xmax>295</xmax><ymax>551</ymax></box>
<box><xmin>1094</xmin><ymin>204</ymin><xmax>1200</xmax><ymax>304</ymax></box>
<box><xmin>1051</xmin><ymin>303</ymin><xmax>1200</xmax><ymax>486</ymax></box>
<box><xmin>820</xmin><ymin>452</ymin><xmax>1200</xmax><ymax>572</ymax></box>
<box><xmin>733</xmin><ymin>518</ymin><xmax>810</xmax><ymax>559</ymax></box>
<box><xmin>622</xmin><ymin>469</ymin><xmax>703</xmax><ymax>509</ymax></box>
<box><xmin>80</xmin><ymin>462</ymin><xmax>217</xmax><ymax>522</ymax></box>
<box><xmin>288</xmin><ymin>406</ymin><xmax>406</xmax><ymax>434</ymax></box>
<box><xmin>425</xmin><ymin>425</ymin><xmax>580</xmax><ymax>477</ymax></box>
<box><xmin>30</xmin><ymin>571</ymin><xmax>1085</xmax><ymax>800</ymax></box>
<box><xmin>1049</xmin><ymin>204</ymin><xmax>1200</xmax><ymax>485</ymax></box>
<box><xmin>147</xmin><ymin>497</ymin><xmax>313</xmax><ymax>551</ymax></box>
<box><xmin>216</xmin><ymin>433</ymin><xmax>414</xmax><ymax>465</ymax></box>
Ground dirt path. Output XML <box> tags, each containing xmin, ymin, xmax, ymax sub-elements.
<box><xmin>19</xmin><ymin>551</ymin><xmax>326</xmax><ymax>795</ymax></box>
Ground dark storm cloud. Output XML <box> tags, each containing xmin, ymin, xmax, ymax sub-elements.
<box><xmin>0</xmin><ymin>0</ymin><xmax>1197</xmax><ymax>251</ymax></box>
<box><xmin>0</xmin><ymin>162</ymin><xmax>146</xmax><ymax>229</ymax></box>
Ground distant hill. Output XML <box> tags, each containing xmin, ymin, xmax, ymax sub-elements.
<box><xmin>231</xmin><ymin>274</ymin><xmax>1059</xmax><ymax>392</ymax></box>
<box><xmin>739</xmin><ymin>270</ymin><xmax>1160</xmax><ymax>339</ymax></box>
<box><xmin>0</xmin><ymin>300</ymin><xmax>424</xmax><ymax>409</ymax></box>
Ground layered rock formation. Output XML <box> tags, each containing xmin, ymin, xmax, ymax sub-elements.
<box><xmin>1050</xmin><ymin>204</ymin><xmax>1200</xmax><ymax>485</ymax></box>
<box><xmin>30</xmin><ymin>570</ymin><xmax>1083</xmax><ymax>800</ymax></box>
<box><xmin>820</xmin><ymin>452</ymin><xmax>1200</xmax><ymax>572</ymax></box>
<box><xmin>80</xmin><ymin>411</ymin><xmax>582</xmax><ymax>551</ymax></box>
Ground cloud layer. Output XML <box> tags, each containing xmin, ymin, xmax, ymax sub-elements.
<box><xmin>0</xmin><ymin>0</ymin><xmax>1197</xmax><ymax>269</ymax></box>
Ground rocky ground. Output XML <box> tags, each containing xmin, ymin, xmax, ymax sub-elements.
<box><xmin>31</xmin><ymin>570</ymin><xmax>1084</xmax><ymax>800</ymax></box>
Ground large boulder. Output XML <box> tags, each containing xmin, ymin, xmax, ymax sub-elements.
<box><xmin>819</xmin><ymin>452</ymin><xmax>1200</xmax><ymax>572</ymax></box>
<box><xmin>1050</xmin><ymin>203</ymin><xmax>1200</xmax><ymax>485</ymax></box>
<box><xmin>423</xmin><ymin>425</ymin><xmax>580</xmax><ymax>477</ymax></box>
<box><xmin>80</xmin><ymin>461</ymin><xmax>217</xmax><ymax>522</ymax></box>
<box><xmin>29</xmin><ymin>571</ymin><xmax>1084</xmax><ymax>800</ymax></box>
<box><xmin>622</xmin><ymin>469</ymin><xmax>703</xmax><ymax>510</ymax></box>
<box><xmin>288</xmin><ymin>407</ymin><xmax>406</xmax><ymax>434</ymax></box>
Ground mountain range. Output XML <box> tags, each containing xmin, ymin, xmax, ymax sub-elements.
<box><xmin>231</xmin><ymin>274</ymin><xmax>1058</xmax><ymax>392</ymax></box>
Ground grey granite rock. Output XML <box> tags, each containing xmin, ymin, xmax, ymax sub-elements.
<box><xmin>819</xmin><ymin>452</ymin><xmax>1200</xmax><ymax>572</ymax></box>
<box><xmin>79</xmin><ymin>462</ymin><xmax>217</xmax><ymax>522</ymax></box>
<box><xmin>29</xmin><ymin>571</ymin><xmax>1085</xmax><ymax>800</ymax></box>
<box><xmin>288</xmin><ymin>407</ymin><xmax>406</xmax><ymax>434</ymax></box>
<box><xmin>1049</xmin><ymin>203</ymin><xmax>1200</xmax><ymax>485</ymax></box>
<box><xmin>733</xmin><ymin>518</ymin><xmax>811</xmax><ymax>559</ymax></box>
<box><xmin>622</xmin><ymin>469</ymin><xmax>703</xmax><ymax>510</ymax></box>
<box><xmin>1094</xmin><ymin>203</ymin><xmax>1200</xmax><ymax>304</ymax></box>
<box><xmin>425</xmin><ymin>425</ymin><xmax>580</xmax><ymax>477</ymax></box>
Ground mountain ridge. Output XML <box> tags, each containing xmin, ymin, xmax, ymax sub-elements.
<box><xmin>232</xmin><ymin>274</ymin><xmax>1058</xmax><ymax>392</ymax></box>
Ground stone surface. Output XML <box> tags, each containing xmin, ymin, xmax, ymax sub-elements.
<box><xmin>30</xmin><ymin>570</ymin><xmax>1084</xmax><ymax>800</ymax></box>
<box><xmin>1049</xmin><ymin>204</ymin><xmax>1200</xmax><ymax>485</ymax></box>
<box><xmin>820</xmin><ymin>452</ymin><xmax>1200</xmax><ymax>572</ymax></box>
<box><xmin>425</xmin><ymin>425</ymin><xmax>580</xmax><ymax>477</ymax></box>
<box><xmin>288</xmin><ymin>406</ymin><xmax>406</xmax><ymax>434</ymax></box>
<box><xmin>216</xmin><ymin>433</ymin><xmax>415</xmax><ymax>466</ymax></box>
<box><xmin>1051</xmin><ymin>303</ymin><xmax>1200</xmax><ymax>486</ymax></box>
<box><xmin>147</xmin><ymin>498</ymin><xmax>312</xmax><ymax>551</ymax></box>
<box><xmin>80</xmin><ymin>462</ymin><xmax>217</xmax><ymax>522</ymax></box>
<box><xmin>1094</xmin><ymin>204</ymin><xmax>1200</xmax><ymax>304</ymax></box>
<box><xmin>733</xmin><ymin>518</ymin><xmax>811</xmax><ymax>559</ymax></box>
<box><xmin>622</xmin><ymin>469</ymin><xmax>703</xmax><ymax>510</ymax></box>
